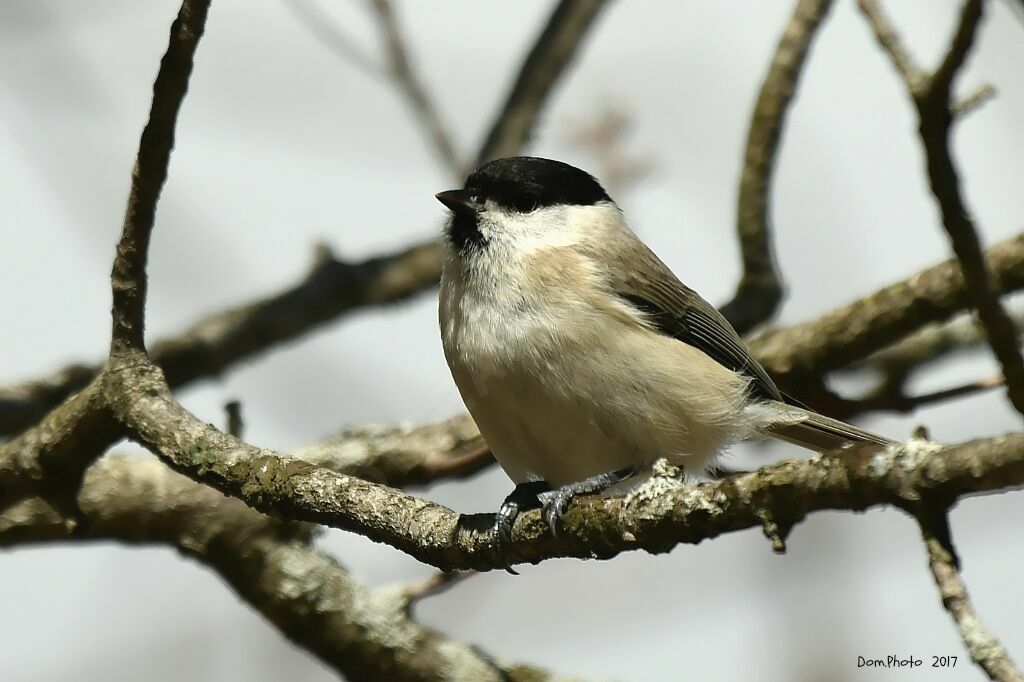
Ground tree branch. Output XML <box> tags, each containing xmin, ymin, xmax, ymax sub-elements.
<box><xmin>916</xmin><ymin>510</ymin><xmax>1024</xmax><ymax>682</ymax></box>
<box><xmin>110</xmin><ymin>0</ymin><xmax>211</xmax><ymax>352</ymax></box>
<box><xmin>720</xmin><ymin>0</ymin><xmax>835</xmax><ymax>334</ymax></box>
<box><xmin>475</xmin><ymin>0</ymin><xmax>611</xmax><ymax>165</ymax></box>
<box><xmin>292</xmin><ymin>414</ymin><xmax>492</xmax><ymax>487</ymax></box>
<box><xmin>0</xmin><ymin>378</ymin><xmax>116</xmax><ymax>507</ymax></box>
<box><xmin>102</xmin><ymin>350</ymin><xmax>1024</xmax><ymax>571</ymax></box>
<box><xmin>0</xmin><ymin>242</ymin><xmax>442</xmax><ymax>438</ymax></box>
<box><xmin>7</xmin><ymin>231</ymin><xmax>1024</xmax><ymax>439</ymax></box>
<box><xmin>369</xmin><ymin>0</ymin><xmax>462</xmax><ymax>177</ymax></box>
<box><xmin>820</xmin><ymin>312</ymin><xmax>1024</xmax><ymax>419</ymax></box>
<box><xmin>284</xmin><ymin>0</ymin><xmax>383</xmax><ymax>81</ymax></box>
<box><xmin>0</xmin><ymin>455</ymin><xmax>584</xmax><ymax>682</ymax></box>
<box><xmin>859</xmin><ymin>311</ymin><xmax>1022</xmax><ymax>386</ymax></box>
<box><xmin>1</xmin><ymin>0</ymin><xmax>615</xmax><ymax>439</ymax></box>
<box><xmin>750</xmin><ymin>233</ymin><xmax>1024</xmax><ymax>393</ymax></box>
<box><xmin>858</xmin><ymin>0</ymin><xmax>1024</xmax><ymax>417</ymax></box>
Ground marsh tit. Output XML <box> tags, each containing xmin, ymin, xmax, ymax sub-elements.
<box><xmin>436</xmin><ymin>156</ymin><xmax>893</xmax><ymax>550</ymax></box>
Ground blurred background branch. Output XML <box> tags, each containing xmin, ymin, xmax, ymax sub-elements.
<box><xmin>720</xmin><ymin>0</ymin><xmax>834</xmax><ymax>334</ymax></box>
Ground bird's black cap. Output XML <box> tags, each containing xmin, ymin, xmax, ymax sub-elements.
<box><xmin>462</xmin><ymin>156</ymin><xmax>611</xmax><ymax>213</ymax></box>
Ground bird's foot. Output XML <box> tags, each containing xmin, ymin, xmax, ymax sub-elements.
<box><xmin>538</xmin><ymin>467</ymin><xmax>635</xmax><ymax>538</ymax></box>
<box><xmin>493</xmin><ymin>480</ymin><xmax>550</xmax><ymax>574</ymax></box>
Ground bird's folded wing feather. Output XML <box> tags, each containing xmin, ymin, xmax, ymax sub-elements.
<box><xmin>590</xmin><ymin>236</ymin><xmax>784</xmax><ymax>403</ymax></box>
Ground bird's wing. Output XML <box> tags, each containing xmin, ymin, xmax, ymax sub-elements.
<box><xmin>588</xmin><ymin>235</ymin><xmax>783</xmax><ymax>402</ymax></box>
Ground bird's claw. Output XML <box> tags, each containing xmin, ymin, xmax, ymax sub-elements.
<box><xmin>541</xmin><ymin>488</ymin><xmax>573</xmax><ymax>537</ymax></box>
<box><xmin>491</xmin><ymin>481</ymin><xmax>549</xmax><ymax>573</ymax></box>
<box><xmin>537</xmin><ymin>467</ymin><xmax>636</xmax><ymax>539</ymax></box>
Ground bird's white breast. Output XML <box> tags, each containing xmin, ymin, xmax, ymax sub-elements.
<box><xmin>439</xmin><ymin>207</ymin><xmax>760</xmax><ymax>486</ymax></box>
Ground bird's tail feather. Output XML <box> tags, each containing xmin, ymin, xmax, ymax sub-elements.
<box><xmin>765</xmin><ymin>402</ymin><xmax>896</xmax><ymax>452</ymax></box>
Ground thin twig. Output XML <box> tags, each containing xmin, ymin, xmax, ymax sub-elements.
<box><xmin>475</xmin><ymin>0</ymin><xmax>611</xmax><ymax>166</ymax></box>
<box><xmin>859</xmin><ymin>0</ymin><xmax>1024</xmax><ymax>417</ymax></box>
<box><xmin>401</xmin><ymin>570</ymin><xmax>475</xmax><ymax>611</ymax></box>
<box><xmin>720</xmin><ymin>0</ymin><xmax>836</xmax><ymax>334</ymax></box>
<box><xmin>825</xmin><ymin>374</ymin><xmax>1003</xmax><ymax>419</ymax></box>
<box><xmin>284</xmin><ymin>0</ymin><xmax>383</xmax><ymax>80</ymax></box>
<box><xmin>859</xmin><ymin>0</ymin><xmax>995</xmax><ymax>115</ymax></box>
<box><xmin>224</xmin><ymin>400</ymin><xmax>244</xmax><ymax>438</ymax></box>
<box><xmin>110</xmin><ymin>0</ymin><xmax>212</xmax><ymax>352</ymax></box>
<box><xmin>921</xmin><ymin>1</ymin><xmax>1024</xmax><ymax>416</ymax></box>
<box><xmin>856</xmin><ymin>0</ymin><xmax>926</xmax><ymax>89</ymax></box>
<box><xmin>917</xmin><ymin>511</ymin><xmax>1024</xmax><ymax>681</ymax></box>
<box><xmin>369</xmin><ymin>0</ymin><xmax>462</xmax><ymax>177</ymax></box>
<box><xmin>952</xmin><ymin>82</ymin><xmax>997</xmax><ymax>117</ymax></box>
<box><xmin>929</xmin><ymin>0</ymin><xmax>985</xmax><ymax>102</ymax></box>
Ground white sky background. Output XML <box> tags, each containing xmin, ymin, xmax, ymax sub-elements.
<box><xmin>2</xmin><ymin>1</ymin><xmax>1023</xmax><ymax>680</ymax></box>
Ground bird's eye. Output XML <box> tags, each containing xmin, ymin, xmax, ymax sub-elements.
<box><xmin>512</xmin><ymin>195</ymin><xmax>539</xmax><ymax>213</ymax></box>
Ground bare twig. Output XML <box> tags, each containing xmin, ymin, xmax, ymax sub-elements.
<box><xmin>370</xmin><ymin>0</ymin><xmax>462</xmax><ymax>176</ymax></box>
<box><xmin>110</xmin><ymin>0</ymin><xmax>211</xmax><ymax>352</ymax></box>
<box><xmin>858</xmin><ymin>0</ymin><xmax>994</xmax><ymax>114</ymax></box>
<box><xmin>400</xmin><ymin>570</ymin><xmax>475</xmax><ymax>611</ymax></box>
<box><xmin>952</xmin><ymin>82</ymin><xmax>997</xmax><ymax>117</ymax></box>
<box><xmin>475</xmin><ymin>0</ymin><xmax>611</xmax><ymax>165</ymax></box>
<box><xmin>917</xmin><ymin>511</ymin><xmax>1024</xmax><ymax>681</ymax></box>
<box><xmin>0</xmin><ymin>456</ymin><xmax>581</xmax><ymax>682</ymax></box>
<box><xmin>825</xmin><ymin>374</ymin><xmax>1004</xmax><ymax>419</ymax></box>
<box><xmin>857</xmin><ymin>0</ymin><xmax>1024</xmax><ymax>417</ymax></box>
<box><xmin>224</xmin><ymin>400</ymin><xmax>244</xmax><ymax>438</ymax></box>
<box><xmin>719</xmin><ymin>0</ymin><xmax>835</xmax><ymax>334</ymax></box>
<box><xmin>283</xmin><ymin>0</ymin><xmax>383</xmax><ymax>80</ymax></box>
<box><xmin>856</xmin><ymin>0</ymin><xmax>925</xmax><ymax>87</ymax></box>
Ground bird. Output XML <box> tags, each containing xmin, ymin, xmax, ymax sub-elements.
<box><xmin>435</xmin><ymin>156</ymin><xmax>894</xmax><ymax>553</ymax></box>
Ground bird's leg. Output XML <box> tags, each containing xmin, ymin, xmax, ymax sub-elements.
<box><xmin>538</xmin><ymin>467</ymin><xmax>635</xmax><ymax>537</ymax></box>
<box><xmin>493</xmin><ymin>480</ymin><xmax>550</xmax><ymax>571</ymax></box>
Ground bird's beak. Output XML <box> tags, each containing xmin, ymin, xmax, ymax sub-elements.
<box><xmin>435</xmin><ymin>189</ymin><xmax>480</xmax><ymax>215</ymax></box>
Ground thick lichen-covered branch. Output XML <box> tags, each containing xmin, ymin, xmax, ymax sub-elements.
<box><xmin>720</xmin><ymin>0</ymin><xmax>835</xmax><ymax>334</ymax></box>
<box><xmin>0</xmin><ymin>456</ymin><xmax>585</xmax><ymax>682</ymax></box>
<box><xmin>102</xmin><ymin>348</ymin><xmax>1024</xmax><ymax>571</ymax></box>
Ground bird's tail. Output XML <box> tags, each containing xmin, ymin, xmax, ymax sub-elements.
<box><xmin>764</xmin><ymin>402</ymin><xmax>896</xmax><ymax>452</ymax></box>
